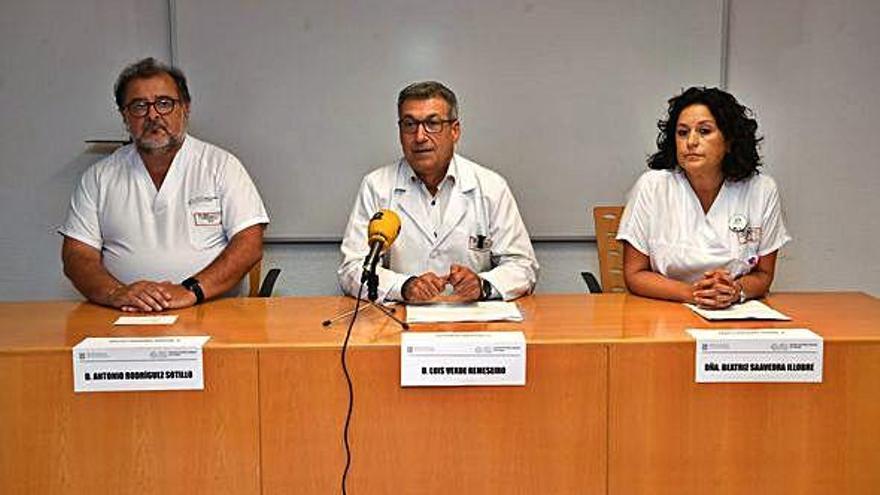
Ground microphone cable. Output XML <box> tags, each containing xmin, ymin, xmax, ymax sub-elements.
<box><xmin>341</xmin><ymin>278</ymin><xmax>365</xmax><ymax>495</ymax></box>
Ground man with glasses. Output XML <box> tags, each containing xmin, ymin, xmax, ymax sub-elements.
<box><xmin>60</xmin><ymin>58</ymin><xmax>269</xmax><ymax>311</ymax></box>
<box><xmin>338</xmin><ymin>81</ymin><xmax>538</xmax><ymax>302</ymax></box>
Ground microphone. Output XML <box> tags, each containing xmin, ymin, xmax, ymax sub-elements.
<box><xmin>362</xmin><ymin>209</ymin><xmax>401</xmax><ymax>277</ymax></box>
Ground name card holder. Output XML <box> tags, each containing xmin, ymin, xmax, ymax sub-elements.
<box><xmin>687</xmin><ymin>328</ymin><xmax>823</xmax><ymax>383</ymax></box>
<box><xmin>72</xmin><ymin>336</ymin><xmax>210</xmax><ymax>392</ymax></box>
<box><xmin>401</xmin><ymin>331</ymin><xmax>526</xmax><ymax>387</ymax></box>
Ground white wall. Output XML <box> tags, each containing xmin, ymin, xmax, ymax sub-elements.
<box><xmin>174</xmin><ymin>0</ymin><xmax>723</xmax><ymax>239</ymax></box>
<box><xmin>0</xmin><ymin>0</ymin><xmax>169</xmax><ymax>299</ymax></box>
<box><xmin>727</xmin><ymin>0</ymin><xmax>880</xmax><ymax>293</ymax></box>
<box><xmin>0</xmin><ymin>0</ymin><xmax>877</xmax><ymax>301</ymax></box>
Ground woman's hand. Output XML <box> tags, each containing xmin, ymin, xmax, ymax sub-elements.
<box><xmin>692</xmin><ymin>270</ymin><xmax>740</xmax><ymax>309</ymax></box>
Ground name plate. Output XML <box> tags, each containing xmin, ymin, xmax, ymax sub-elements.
<box><xmin>401</xmin><ymin>331</ymin><xmax>526</xmax><ymax>387</ymax></box>
<box><xmin>687</xmin><ymin>328</ymin><xmax>823</xmax><ymax>383</ymax></box>
<box><xmin>72</xmin><ymin>336</ymin><xmax>211</xmax><ymax>392</ymax></box>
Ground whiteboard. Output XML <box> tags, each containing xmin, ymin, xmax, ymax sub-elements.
<box><xmin>175</xmin><ymin>0</ymin><xmax>723</xmax><ymax>239</ymax></box>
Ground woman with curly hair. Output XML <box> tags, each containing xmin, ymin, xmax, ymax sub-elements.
<box><xmin>616</xmin><ymin>87</ymin><xmax>790</xmax><ymax>308</ymax></box>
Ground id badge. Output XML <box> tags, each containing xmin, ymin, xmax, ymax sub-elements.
<box><xmin>746</xmin><ymin>226</ymin><xmax>763</xmax><ymax>243</ymax></box>
<box><xmin>193</xmin><ymin>211</ymin><xmax>222</xmax><ymax>226</ymax></box>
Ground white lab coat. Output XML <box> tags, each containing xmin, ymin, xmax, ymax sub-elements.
<box><xmin>338</xmin><ymin>154</ymin><xmax>538</xmax><ymax>301</ymax></box>
<box><xmin>617</xmin><ymin>168</ymin><xmax>790</xmax><ymax>283</ymax></box>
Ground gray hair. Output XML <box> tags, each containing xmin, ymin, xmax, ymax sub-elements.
<box><xmin>397</xmin><ymin>81</ymin><xmax>459</xmax><ymax>120</ymax></box>
<box><xmin>114</xmin><ymin>57</ymin><xmax>191</xmax><ymax>110</ymax></box>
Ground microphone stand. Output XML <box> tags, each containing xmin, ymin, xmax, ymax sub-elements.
<box><xmin>323</xmin><ymin>254</ymin><xmax>409</xmax><ymax>330</ymax></box>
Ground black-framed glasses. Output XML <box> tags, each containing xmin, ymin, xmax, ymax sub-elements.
<box><xmin>123</xmin><ymin>97</ymin><xmax>180</xmax><ymax>117</ymax></box>
<box><xmin>397</xmin><ymin>117</ymin><xmax>457</xmax><ymax>134</ymax></box>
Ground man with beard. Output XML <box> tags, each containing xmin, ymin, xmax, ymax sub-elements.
<box><xmin>60</xmin><ymin>58</ymin><xmax>269</xmax><ymax>311</ymax></box>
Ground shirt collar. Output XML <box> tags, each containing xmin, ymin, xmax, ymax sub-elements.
<box><xmin>396</xmin><ymin>154</ymin><xmax>476</xmax><ymax>192</ymax></box>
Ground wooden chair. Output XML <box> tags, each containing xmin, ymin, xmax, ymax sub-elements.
<box><xmin>247</xmin><ymin>262</ymin><xmax>281</xmax><ymax>297</ymax></box>
<box><xmin>581</xmin><ymin>205</ymin><xmax>627</xmax><ymax>293</ymax></box>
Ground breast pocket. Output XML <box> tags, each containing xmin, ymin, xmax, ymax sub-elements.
<box><xmin>466</xmin><ymin>234</ymin><xmax>493</xmax><ymax>272</ymax></box>
<box><xmin>439</xmin><ymin>223</ymin><xmax>491</xmax><ymax>274</ymax></box>
<box><xmin>187</xmin><ymin>194</ymin><xmax>225</xmax><ymax>250</ymax></box>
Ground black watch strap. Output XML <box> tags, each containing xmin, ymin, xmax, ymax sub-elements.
<box><xmin>181</xmin><ymin>277</ymin><xmax>205</xmax><ymax>304</ymax></box>
<box><xmin>480</xmin><ymin>278</ymin><xmax>493</xmax><ymax>301</ymax></box>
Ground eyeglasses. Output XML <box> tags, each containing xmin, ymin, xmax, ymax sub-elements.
<box><xmin>398</xmin><ymin>117</ymin><xmax>457</xmax><ymax>134</ymax></box>
<box><xmin>123</xmin><ymin>97</ymin><xmax>180</xmax><ymax>117</ymax></box>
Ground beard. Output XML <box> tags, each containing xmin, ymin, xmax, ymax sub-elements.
<box><xmin>131</xmin><ymin>119</ymin><xmax>186</xmax><ymax>155</ymax></box>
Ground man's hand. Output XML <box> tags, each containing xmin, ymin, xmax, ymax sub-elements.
<box><xmin>115</xmin><ymin>281</ymin><xmax>199</xmax><ymax>312</ymax></box>
<box><xmin>447</xmin><ymin>264</ymin><xmax>482</xmax><ymax>302</ymax></box>
<box><xmin>692</xmin><ymin>270</ymin><xmax>738</xmax><ymax>309</ymax></box>
<box><xmin>402</xmin><ymin>272</ymin><xmax>447</xmax><ymax>302</ymax></box>
<box><xmin>158</xmin><ymin>282</ymin><xmax>199</xmax><ymax>310</ymax></box>
<box><xmin>110</xmin><ymin>281</ymin><xmax>173</xmax><ymax>312</ymax></box>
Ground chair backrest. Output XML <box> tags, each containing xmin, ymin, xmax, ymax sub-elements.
<box><xmin>593</xmin><ymin>206</ymin><xmax>627</xmax><ymax>293</ymax></box>
<box><xmin>246</xmin><ymin>262</ymin><xmax>281</xmax><ymax>297</ymax></box>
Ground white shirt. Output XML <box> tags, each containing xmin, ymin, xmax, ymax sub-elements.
<box><xmin>59</xmin><ymin>134</ymin><xmax>269</xmax><ymax>284</ymax></box>
<box><xmin>338</xmin><ymin>154</ymin><xmax>539</xmax><ymax>301</ymax></box>
<box><xmin>617</xmin><ymin>169</ymin><xmax>791</xmax><ymax>283</ymax></box>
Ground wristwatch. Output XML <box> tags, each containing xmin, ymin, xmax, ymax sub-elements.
<box><xmin>480</xmin><ymin>278</ymin><xmax>493</xmax><ymax>301</ymax></box>
<box><xmin>181</xmin><ymin>277</ymin><xmax>205</xmax><ymax>304</ymax></box>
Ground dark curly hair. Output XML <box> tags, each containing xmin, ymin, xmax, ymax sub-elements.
<box><xmin>113</xmin><ymin>57</ymin><xmax>191</xmax><ymax>110</ymax></box>
<box><xmin>648</xmin><ymin>87</ymin><xmax>762</xmax><ymax>181</ymax></box>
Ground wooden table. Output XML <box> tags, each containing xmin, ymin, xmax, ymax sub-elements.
<box><xmin>607</xmin><ymin>293</ymin><xmax>880</xmax><ymax>495</ymax></box>
<box><xmin>0</xmin><ymin>293</ymin><xmax>877</xmax><ymax>494</ymax></box>
<box><xmin>0</xmin><ymin>302</ymin><xmax>261</xmax><ymax>494</ymax></box>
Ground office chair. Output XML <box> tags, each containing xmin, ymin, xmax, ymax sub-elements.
<box><xmin>248</xmin><ymin>262</ymin><xmax>281</xmax><ymax>297</ymax></box>
<box><xmin>581</xmin><ymin>205</ymin><xmax>627</xmax><ymax>294</ymax></box>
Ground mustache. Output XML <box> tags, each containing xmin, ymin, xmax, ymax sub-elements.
<box><xmin>142</xmin><ymin>119</ymin><xmax>169</xmax><ymax>135</ymax></box>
